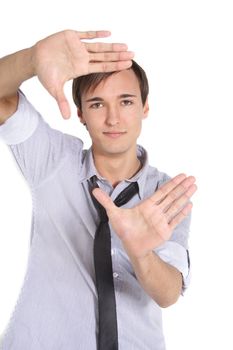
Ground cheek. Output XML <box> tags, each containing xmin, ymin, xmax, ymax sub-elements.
<box><xmin>133</xmin><ymin>114</ymin><xmax>143</xmax><ymax>133</ymax></box>
<box><xmin>125</xmin><ymin>118</ymin><xmax>142</xmax><ymax>140</ymax></box>
<box><xmin>82</xmin><ymin>112</ymin><xmax>101</xmax><ymax>129</ymax></box>
<box><xmin>85</xmin><ymin>119</ymin><xmax>103</xmax><ymax>138</ymax></box>
<box><xmin>125</xmin><ymin>111</ymin><xmax>143</xmax><ymax>127</ymax></box>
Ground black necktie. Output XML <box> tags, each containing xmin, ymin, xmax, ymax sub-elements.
<box><xmin>91</xmin><ymin>180</ymin><xmax>139</xmax><ymax>350</ymax></box>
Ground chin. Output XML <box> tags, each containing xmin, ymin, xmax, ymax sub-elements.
<box><xmin>93</xmin><ymin>140</ymin><xmax>135</xmax><ymax>157</ymax></box>
<box><xmin>101</xmin><ymin>146</ymin><xmax>131</xmax><ymax>156</ymax></box>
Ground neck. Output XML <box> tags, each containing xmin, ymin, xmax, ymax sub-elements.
<box><xmin>92</xmin><ymin>148</ymin><xmax>141</xmax><ymax>187</ymax></box>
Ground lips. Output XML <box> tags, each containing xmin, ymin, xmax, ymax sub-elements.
<box><xmin>103</xmin><ymin>131</ymin><xmax>127</xmax><ymax>138</ymax></box>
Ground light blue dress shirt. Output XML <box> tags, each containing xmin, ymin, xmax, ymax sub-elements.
<box><xmin>0</xmin><ymin>92</ymin><xmax>191</xmax><ymax>350</ymax></box>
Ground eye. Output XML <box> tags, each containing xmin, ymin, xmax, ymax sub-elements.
<box><xmin>89</xmin><ymin>102</ymin><xmax>104</xmax><ymax>109</ymax></box>
<box><xmin>121</xmin><ymin>99</ymin><xmax>133</xmax><ymax>106</ymax></box>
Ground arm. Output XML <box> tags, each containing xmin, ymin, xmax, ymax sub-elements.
<box><xmin>0</xmin><ymin>29</ymin><xmax>134</xmax><ymax>123</ymax></box>
<box><xmin>128</xmin><ymin>250</ymin><xmax>182</xmax><ymax>308</ymax></box>
<box><xmin>0</xmin><ymin>48</ymin><xmax>34</xmax><ymax>124</ymax></box>
<box><xmin>93</xmin><ymin>174</ymin><xmax>197</xmax><ymax>307</ymax></box>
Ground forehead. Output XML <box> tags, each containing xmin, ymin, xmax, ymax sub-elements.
<box><xmin>83</xmin><ymin>69</ymin><xmax>141</xmax><ymax>99</ymax></box>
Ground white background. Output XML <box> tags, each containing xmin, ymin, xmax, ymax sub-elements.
<box><xmin>0</xmin><ymin>0</ymin><xmax>233</xmax><ymax>348</ymax></box>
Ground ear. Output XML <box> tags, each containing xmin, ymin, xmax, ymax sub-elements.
<box><xmin>77</xmin><ymin>108</ymin><xmax>86</xmax><ymax>125</ymax></box>
<box><xmin>142</xmin><ymin>97</ymin><xmax>149</xmax><ymax>120</ymax></box>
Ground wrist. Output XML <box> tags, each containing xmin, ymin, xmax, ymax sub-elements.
<box><xmin>128</xmin><ymin>250</ymin><xmax>155</xmax><ymax>274</ymax></box>
<box><xmin>25</xmin><ymin>46</ymin><xmax>37</xmax><ymax>78</ymax></box>
<box><xmin>12</xmin><ymin>47</ymin><xmax>36</xmax><ymax>88</ymax></box>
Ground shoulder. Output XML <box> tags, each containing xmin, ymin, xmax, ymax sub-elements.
<box><xmin>19</xmin><ymin>90</ymin><xmax>84</xmax><ymax>152</ymax></box>
<box><xmin>148</xmin><ymin>164</ymin><xmax>171</xmax><ymax>189</ymax></box>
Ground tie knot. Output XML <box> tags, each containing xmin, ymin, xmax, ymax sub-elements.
<box><xmin>114</xmin><ymin>182</ymin><xmax>139</xmax><ymax>207</ymax></box>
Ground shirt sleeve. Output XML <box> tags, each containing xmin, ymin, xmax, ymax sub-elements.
<box><xmin>154</xmin><ymin>173</ymin><xmax>192</xmax><ymax>293</ymax></box>
<box><xmin>155</xmin><ymin>239</ymin><xmax>191</xmax><ymax>293</ymax></box>
<box><xmin>0</xmin><ymin>91</ymin><xmax>83</xmax><ymax>188</ymax></box>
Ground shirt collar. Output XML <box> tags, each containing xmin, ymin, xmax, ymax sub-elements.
<box><xmin>79</xmin><ymin>145</ymin><xmax>149</xmax><ymax>199</ymax></box>
<box><xmin>79</xmin><ymin>147</ymin><xmax>99</xmax><ymax>182</ymax></box>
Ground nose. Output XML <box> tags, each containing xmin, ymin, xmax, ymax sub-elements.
<box><xmin>105</xmin><ymin>106</ymin><xmax>120</xmax><ymax>126</ymax></box>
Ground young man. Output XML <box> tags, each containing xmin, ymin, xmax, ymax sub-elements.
<box><xmin>0</xmin><ymin>30</ymin><xmax>196</xmax><ymax>350</ymax></box>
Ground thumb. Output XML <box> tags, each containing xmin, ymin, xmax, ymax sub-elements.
<box><xmin>92</xmin><ymin>188</ymin><xmax>117</xmax><ymax>214</ymax></box>
<box><xmin>54</xmin><ymin>86</ymin><xmax>71</xmax><ymax>119</ymax></box>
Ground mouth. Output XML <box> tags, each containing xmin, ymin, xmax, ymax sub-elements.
<box><xmin>103</xmin><ymin>131</ymin><xmax>127</xmax><ymax>139</ymax></box>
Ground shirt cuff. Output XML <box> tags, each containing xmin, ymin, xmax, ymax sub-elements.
<box><xmin>0</xmin><ymin>90</ymin><xmax>39</xmax><ymax>145</ymax></box>
<box><xmin>155</xmin><ymin>241</ymin><xmax>191</xmax><ymax>293</ymax></box>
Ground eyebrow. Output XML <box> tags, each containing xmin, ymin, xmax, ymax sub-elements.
<box><xmin>85</xmin><ymin>94</ymin><xmax>137</xmax><ymax>103</ymax></box>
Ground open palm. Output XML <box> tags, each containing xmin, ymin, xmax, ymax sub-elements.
<box><xmin>33</xmin><ymin>30</ymin><xmax>134</xmax><ymax>118</ymax></box>
<box><xmin>92</xmin><ymin>174</ymin><xmax>197</xmax><ymax>259</ymax></box>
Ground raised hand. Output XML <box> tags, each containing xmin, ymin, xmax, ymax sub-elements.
<box><xmin>32</xmin><ymin>30</ymin><xmax>134</xmax><ymax>118</ymax></box>
<box><xmin>92</xmin><ymin>174</ymin><xmax>197</xmax><ymax>260</ymax></box>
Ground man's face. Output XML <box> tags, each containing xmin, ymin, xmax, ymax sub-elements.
<box><xmin>78</xmin><ymin>69</ymin><xmax>149</xmax><ymax>157</ymax></box>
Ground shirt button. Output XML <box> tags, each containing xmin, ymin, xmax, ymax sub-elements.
<box><xmin>113</xmin><ymin>272</ymin><xmax>119</xmax><ymax>278</ymax></box>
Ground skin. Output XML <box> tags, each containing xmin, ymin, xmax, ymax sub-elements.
<box><xmin>0</xmin><ymin>29</ymin><xmax>197</xmax><ymax>307</ymax></box>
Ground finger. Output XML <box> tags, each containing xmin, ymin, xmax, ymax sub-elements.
<box><xmin>169</xmin><ymin>202</ymin><xmax>193</xmax><ymax>231</ymax></box>
<box><xmin>159</xmin><ymin>176</ymin><xmax>196</xmax><ymax>211</ymax></box>
<box><xmin>54</xmin><ymin>88</ymin><xmax>71</xmax><ymax>119</ymax></box>
<box><xmin>85</xmin><ymin>42</ymin><xmax>129</xmax><ymax>53</ymax></box>
<box><xmin>77</xmin><ymin>30</ymin><xmax>111</xmax><ymax>40</ymax></box>
<box><xmin>88</xmin><ymin>60</ymin><xmax>133</xmax><ymax>73</ymax></box>
<box><xmin>165</xmin><ymin>184</ymin><xmax>197</xmax><ymax>220</ymax></box>
<box><xmin>92</xmin><ymin>188</ymin><xmax>117</xmax><ymax>213</ymax></box>
<box><xmin>147</xmin><ymin>173</ymin><xmax>187</xmax><ymax>205</ymax></box>
<box><xmin>89</xmin><ymin>51</ymin><xmax>134</xmax><ymax>62</ymax></box>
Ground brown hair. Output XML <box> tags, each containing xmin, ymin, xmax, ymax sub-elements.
<box><xmin>72</xmin><ymin>60</ymin><xmax>149</xmax><ymax>111</ymax></box>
